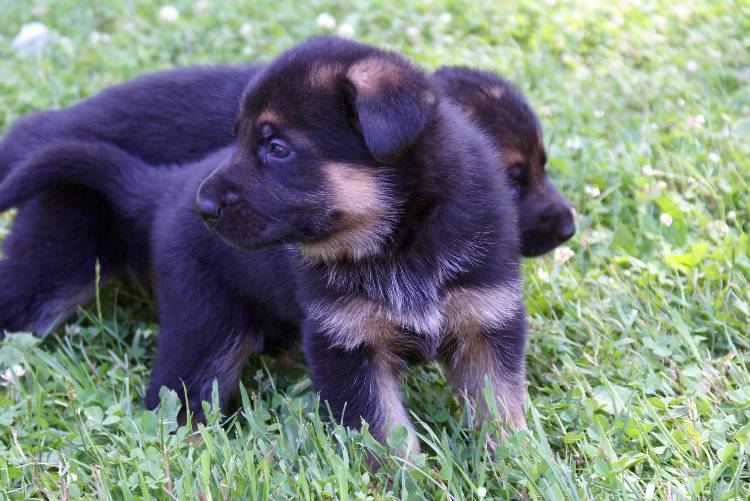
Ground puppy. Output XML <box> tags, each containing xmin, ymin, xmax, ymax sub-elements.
<box><xmin>0</xmin><ymin>37</ymin><xmax>527</xmax><ymax>450</ymax></box>
<box><xmin>434</xmin><ymin>67</ymin><xmax>575</xmax><ymax>256</ymax></box>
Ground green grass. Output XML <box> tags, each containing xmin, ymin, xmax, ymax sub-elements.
<box><xmin>1</xmin><ymin>0</ymin><xmax>749</xmax><ymax>498</ymax></box>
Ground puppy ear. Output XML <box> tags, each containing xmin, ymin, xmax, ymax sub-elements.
<box><xmin>346</xmin><ymin>56</ymin><xmax>436</xmax><ymax>161</ymax></box>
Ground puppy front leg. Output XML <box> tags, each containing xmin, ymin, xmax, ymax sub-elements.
<box><xmin>440</xmin><ymin>304</ymin><xmax>527</xmax><ymax>432</ymax></box>
<box><xmin>145</xmin><ymin>282</ymin><xmax>258</xmax><ymax>423</ymax></box>
<box><xmin>302</xmin><ymin>328</ymin><xmax>419</xmax><ymax>454</ymax></box>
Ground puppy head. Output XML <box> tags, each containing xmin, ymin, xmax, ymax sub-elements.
<box><xmin>196</xmin><ymin>37</ymin><xmax>436</xmax><ymax>260</ymax></box>
<box><xmin>434</xmin><ymin>67</ymin><xmax>575</xmax><ymax>257</ymax></box>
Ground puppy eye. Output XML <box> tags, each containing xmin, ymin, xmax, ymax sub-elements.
<box><xmin>268</xmin><ymin>139</ymin><xmax>290</xmax><ymax>159</ymax></box>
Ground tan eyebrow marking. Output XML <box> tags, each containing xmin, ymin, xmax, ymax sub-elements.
<box><xmin>256</xmin><ymin>109</ymin><xmax>283</xmax><ymax>127</ymax></box>
<box><xmin>502</xmin><ymin>148</ymin><xmax>525</xmax><ymax>166</ymax></box>
<box><xmin>485</xmin><ymin>85</ymin><xmax>506</xmax><ymax>100</ymax></box>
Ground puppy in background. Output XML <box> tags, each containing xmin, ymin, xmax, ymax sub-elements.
<box><xmin>0</xmin><ymin>37</ymin><xmax>527</xmax><ymax>451</ymax></box>
<box><xmin>434</xmin><ymin>67</ymin><xmax>575</xmax><ymax>256</ymax></box>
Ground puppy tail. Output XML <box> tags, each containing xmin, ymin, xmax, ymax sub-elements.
<box><xmin>0</xmin><ymin>140</ymin><xmax>163</xmax><ymax>225</ymax></box>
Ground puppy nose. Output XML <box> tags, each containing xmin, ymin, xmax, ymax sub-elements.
<box><xmin>558</xmin><ymin>209</ymin><xmax>576</xmax><ymax>241</ymax></box>
<box><xmin>195</xmin><ymin>196</ymin><xmax>220</xmax><ymax>220</ymax></box>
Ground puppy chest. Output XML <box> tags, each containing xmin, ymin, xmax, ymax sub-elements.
<box><xmin>309</xmin><ymin>281</ymin><xmax>521</xmax><ymax>356</ymax></box>
<box><xmin>308</xmin><ymin>296</ymin><xmax>439</xmax><ymax>359</ymax></box>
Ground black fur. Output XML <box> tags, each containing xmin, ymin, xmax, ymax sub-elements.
<box><xmin>0</xmin><ymin>63</ymin><xmax>258</xmax><ymax>175</ymax></box>
<box><xmin>0</xmin><ymin>37</ymin><xmax>527</xmax><ymax>447</ymax></box>
<box><xmin>0</xmin><ymin>64</ymin><xmax>259</xmax><ymax>333</ymax></box>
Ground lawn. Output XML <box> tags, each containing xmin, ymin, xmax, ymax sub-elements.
<box><xmin>1</xmin><ymin>0</ymin><xmax>749</xmax><ymax>499</ymax></box>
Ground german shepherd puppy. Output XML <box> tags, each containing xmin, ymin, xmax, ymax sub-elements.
<box><xmin>0</xmin><ymin>37</ymin><xmax>526</xmax><ymax>450</ymax></box>
<box><xmin>434</xmin><ymin>67</ymin><xmax>575</xmax><ymax>256</ymax></box>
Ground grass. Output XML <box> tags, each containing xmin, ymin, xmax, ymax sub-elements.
<box><xmin>1</xmin><ymin>0</ymin><xmax>749</xmax><ymax>498</ymax></box>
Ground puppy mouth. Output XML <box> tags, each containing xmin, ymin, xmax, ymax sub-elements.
<box><xmin>199</xmin><ymin>203</ymin><xmax>288</xmax><ymax>250</ymax></box>
<box><xmin>521</xmin><ymin>238</ymin><xmax>559</xmax><ymax>257</ymax></box>
<box><xmin>521</xmin><ymin>228</ymin><xmax>574</xmax><ymax>257</ymax></box>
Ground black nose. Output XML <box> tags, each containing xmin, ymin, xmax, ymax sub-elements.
<box><xmin>195</xmin><ymin>196</ymin><xmax>220</xmax><ymax>220</ymax></box>
<box><xmin>558</xmin><ymin>211</ymin><xmax>576</xmax><ymax>241</ymax></box>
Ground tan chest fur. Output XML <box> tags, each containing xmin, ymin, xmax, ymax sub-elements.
<box><xmin>308</xmin><ymin>280</ymin><xmax>521</xmax><ymax>352</ymax></box>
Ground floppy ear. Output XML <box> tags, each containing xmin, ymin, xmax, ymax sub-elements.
<box><xmin>346</xmin><ymin>56</ymin><xmax>436</xmax><ymax>161</ymax></box>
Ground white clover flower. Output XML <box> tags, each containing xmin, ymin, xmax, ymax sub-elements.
<box><xmin>708</xmin><ymin>152</ymin><xmax>720</xmax><ymax>164</ymax></box>
<box><xmin>12</xmin><ymin>22</ymin><xmax>52</xmax><ymax>57</ymax></box>
<box><xmin>727</xmin><ymin>210</ymin><xmax>737</xmax><ymax>223</ymax></box>
<box><xmin>593</xmin><ymin>109</ymin><xmax>604</xmax><ymax>118</ymax></box>
<box><xmin>687</xmin><ymin>114</ymin><xmax>705</xmax><ymax>129</ymax></box>
<box><xmin>659</xmin><ymin>213</ymin><xmax>673</xmax><ymax>227</ymax></box>
<box><xmin>240</xmin><ymin>22</ymin><xmax>253</xmax><ymax>37</ymax></box>
<box><xmin>610</xmin><ymin>14</ymin><xmax>624</xmax><ymax>27</ymax></box>
<box><xmin>710</xmin><ymin>220</ymin><xmax>730</xmax><ymax>234</ymax></box>
<box><xmin>159</xmin><ymin>5</ymin><xmax>180</xmax><ymax>23</ymax></box>
<box><xmin>65</xmin><ymin>324</ymin><xmax>82</xmax><ymax>336</ymax></box>
<box><xmin>476</xmin><ymin>486</ymin><xmax>487</xmax><ymax>498</ymax></box>
<box><xmin>554</xmin><ymin>246</ymin><xmax>575</xmax><ymax>265</ymax></box>
<box><xmin>584</xmin><ymin>185</ymin><xmax>600</xmax><ymax>198</ymax></box>
<box><xmin>337</xmin><ymin>23</ymin><xmax>354</xmax><ymax>38</ymax></box>
<box><xmin>656</xmin><ymin>180</ymin><xmax>668</xmax><ymax>191</ymax></box>
<box><xmin>677</xmin><ymin>98</ymin><xmax>686</xmax><ymax>107</ymax></box>
<box><xmin>642</xmin><ymin>164</ymin><xmax>655</xmax><ymax>176</ymax></box>
<box><xmin>685</xmin><ymin>60</ymin><xmax>698</xmax><ymax>72</ymax></box>
<box><xmin>565</xmin><ymin>136</ymin><xmax>582</xmax><ymax>150</ymax></box>
<box><xmin>242</xmin><ymin>46</ymin><xmax>253</xmax><ymax>56</ymax></box>
<box><xmin>1</xmin><ymin>365</ymin><xmax>25</xmax><ymax>385</ymax></box>
<box><xmin>57</xmin><ymin>36</ymin><xmax>73</xmax><ymax>51</ymax></box>
<box><xmin>316</xmin><ymin>12</ymin><xmax>336</xmax><ymax>30</ymax></box>
<box><xmin>89</xmin><ymin>31</ymin><xmax>111</xmax><ymax>44</ymax></box>
<box><xmin>405</xmin><ymin>26</ymin><xmax>421</xmax><ymax>43</ymax></box>
<box><xmin>439</xmin><ymin>13</ymin><xmax>453</xmax><ymax>25</ymax></box>
<box><xmin>536</xmin><ymin>267</ymin><xmax>550</xmax><ymax>282</ymax></box>
<box><xmin>539</xmin><ymin>105</ymin><xmax>552</xmax><ymax>117</ymax></box>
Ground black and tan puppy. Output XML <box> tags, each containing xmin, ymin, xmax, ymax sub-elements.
<box><xmin>0</xmin><ymin>59</ymin><xmax>572</xmax><ymax>335</ymax></box>
<box><xmin>435</xmin><ymin>67</ymin><xmax>575</xmax><ymax>256</ymax></box>
<box><xmin>0</xmin><ymin>37</ymin><xmax>526</xmax><ymax>450</ymax></box>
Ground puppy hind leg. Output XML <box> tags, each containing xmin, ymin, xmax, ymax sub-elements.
<box><xmin>0</xmin><ymin>189</ymin><xmax>119</xmax><ymax>336</ymax></box>
<box><xmin>0</xmin><ymin>262</ymin><xmax>96</xmax><ymax>336</ymax></box>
